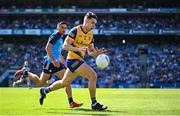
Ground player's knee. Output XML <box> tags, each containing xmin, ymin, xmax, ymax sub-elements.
<box><xmin>89</xmin><ymin>71</ymin><xmax>97</xmax><ymax>81</ymax></box>
<box><xmin>36</xmin><ymin>83</ymin><xmax>42</xmax><ymax>87</ymax></box>
<box><xmin>36</xmin><ymin>82</ymin><xmax>45</xmax><ymax>87</ymax></box>
<box><xmin>63</xmin><ymin>82</ymin><xmax>71</xmax><ymax>87</ymax></box>
<box><xmin>63</xmin><ymin>81</ymin><xmax>71</xmax><ymax>87</ymax></box>
<box><xmin>60</xmin><ymin>80</ymin><xmax>70</xmax><ymax>87</ymax></box>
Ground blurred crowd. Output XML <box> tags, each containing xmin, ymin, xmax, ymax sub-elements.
<box><xmin>148</xmin><ymin>45</ymin><xmax>180</xmax><ymax>84</ymax></box>
<box><xmin>0</xmin><ymin>16</ymin><xmax>179</xmax><ymax>30</ymax></box>
<box><xmin>0</xmin><ymin>44</ymin><xmax>45</xmax><ymax>75</ymax></box>
<box><xmin>0</xmin><ymin>1</ymin><xmax>178</xmax><ymax>9</ymax></box>
<box><xmin>0</xmin><ymin>45</ymin><xmax>24</xmax><ymax>74</ymax></box>
<box><xmin>1</xmin><ymin>41</ymin><xmax>179</xmax><ymax>87</ymax></box>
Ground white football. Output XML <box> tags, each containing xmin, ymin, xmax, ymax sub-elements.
<box><xmin>96</xmin><ymin>54</ymin><xmax>110</xmax><ymax>69</ymax></box>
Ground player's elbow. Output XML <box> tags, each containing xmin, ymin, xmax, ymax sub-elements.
<box><xmin>62</xmin><ymin>44</ymin><xmax>68</xmax><ymax>50</ymax></box>
<box><xmin>45</xmin><ymin>46</ymin><xmax>48</xmax><ymax>52</ymax></box>
<box><xmin>45</xmin><ymin>45</ymin><xmax>52</xmax><ymax>53</ymax></box>
<box><xmin>62</xmin><ymin>44</ymin><xmax>65</xmax><ymax>50</ymax></box>
<box><xmin>45</xmin><ymin>47</ymin><xmax>50</xmax><ymax>53</ymax></box>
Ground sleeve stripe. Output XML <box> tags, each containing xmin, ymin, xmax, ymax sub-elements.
<box><xmin>49</xmin><ymin>35</ymin><xmax>59</xmax><ymax>45</ymax></box>
<box><xmin>68</xmin><ymin>35</ymin><xmax>75</xmax><ymax>39</ymax></box>
<box><xmin>67</xmin><ymin>27</ymin><xmax>77</xmax><ymax>39</ymax></box>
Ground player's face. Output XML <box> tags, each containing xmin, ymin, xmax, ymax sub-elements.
<box><xmin>86</xmin><ymin>18</ymin><xmax>97</xmax><ymax>31</ymax></box>
<box><xmin>58</xmin><ymin>24</ymin><xmax>67</xmax><ymax>35</ymax></box>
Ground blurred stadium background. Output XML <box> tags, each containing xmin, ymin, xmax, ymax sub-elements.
<box><xmin>0</xmin><ymin>0</ymin><xmax>179</xmax><ymax>88</ymax></box>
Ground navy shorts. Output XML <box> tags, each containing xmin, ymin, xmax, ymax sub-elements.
<box><xmin>43</xmin><ymin>61</ymin><xmax>65</xmax><ymax>74</ymax></box>
<box><xmin>66</xmin><ymin>59</ymin><xmax>84</xmax><ymax>73</ymax></box>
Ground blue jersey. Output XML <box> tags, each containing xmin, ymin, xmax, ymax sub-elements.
<box><xmin>44</xmin><ymin>32</ymin><xmax>63</xmax><ymax>63</ymax></box>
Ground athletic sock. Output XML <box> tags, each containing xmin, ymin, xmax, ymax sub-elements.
<box><xmin>44</xmin><ymin>87</ymin><xmax>51</xmax><ymax>94</ymax></box>
<box><xmin>68</xmin><ymin>97</ymin><xmax>73</xmax><ymax>104</ymax></box>
<box><xmin>91</xmin><ymin>97</ymin><xmax>97</xmax><ymax>105</ymax></box>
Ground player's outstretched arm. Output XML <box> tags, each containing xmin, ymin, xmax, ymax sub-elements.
<box><xmin>87</xmin><ymin>43</ymin><xmax>107</xmax><ymax>57</ymax></box>
<box><xmin>62</xmin><ymin>36</ymin><xmax>86</xmax><ymax>52</ymax></box>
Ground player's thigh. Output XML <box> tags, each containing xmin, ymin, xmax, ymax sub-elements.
<box><xmin>76</xmin><ymin>63</ymin><xmax>97</xmax><ymax>80</ymax></box>
<box><xmin>61</xmin><ymin>68</ymin><xmax>77</xmax><ymax>86</ymax></box>
<box><xmin>54</xmin><ymin>69</ymin><xmax>65</xmax><ymax>80</ymax></box>
<box><xmin>39</xmin><ymin>72</ymin><xmax>51</xmax><ymax>84</ymax></box>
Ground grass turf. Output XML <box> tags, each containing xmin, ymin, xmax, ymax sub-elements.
<box><xmin>0</xmin><ymin>88</ymin><xmax>180</xmax><ymax>115</ymax></box>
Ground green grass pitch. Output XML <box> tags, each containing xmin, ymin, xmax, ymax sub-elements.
<box><xmin>0</xmin><ymin>88</ymin><xmax>180</xmax><ymax>116</ymax></box>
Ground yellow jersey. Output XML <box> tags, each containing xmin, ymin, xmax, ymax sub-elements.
<box><xmin>67</xmin><ymin>25</ymin><xmax>94</xmax><ymax>61</ymax></box>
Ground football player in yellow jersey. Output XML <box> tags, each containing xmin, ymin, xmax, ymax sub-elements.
<box><xmin>40</xmin><ymin>12</ymin><xmax>108</xmax><ymax>111</ymax></box>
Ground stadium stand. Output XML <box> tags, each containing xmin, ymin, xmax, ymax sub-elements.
<box><xmin>0</xmin><ymin>16</ymin><xmax>179</xmax><ymax>30</ymax></box>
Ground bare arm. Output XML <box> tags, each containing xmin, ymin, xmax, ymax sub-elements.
<box><xmin>62</xmin><ymin>36</ymin><xmax>86</xmax><ymax>52</ymax></box>
<box><xmin>87</xmin><ymin>43</ymin><xmax>107</xmax><ymax>57</ymax></box>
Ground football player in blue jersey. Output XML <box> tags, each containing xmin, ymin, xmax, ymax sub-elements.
<box><xmin>14</xmin><ymin>22</ymin><xmax>83</xmax><ymax>108</ymax></box>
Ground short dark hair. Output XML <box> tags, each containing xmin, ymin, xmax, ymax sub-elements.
<box><xmin>57</xmin><ymin>21</ymin><xmax>67</xmax><ymax>29</ymax></box>
<box><xmin>57</xmin><ymin>21</ymin><xmax>67</xmax><ymax>26</ymax></box>
<box><xmin>85</xmin><ymin>12</ymin><xmax>97</xmax><ymax>20</ymax></box>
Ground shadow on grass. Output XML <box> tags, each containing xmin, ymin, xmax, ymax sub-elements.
<box><xmin>73</xmin><ymin>108</ymin><xmax>122</xmax><ymax>113</ymax></box>
<box><xmin>46</xmin><ymin>108</ymin><xmax>127</xmax><ymax>115</ymax></box>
